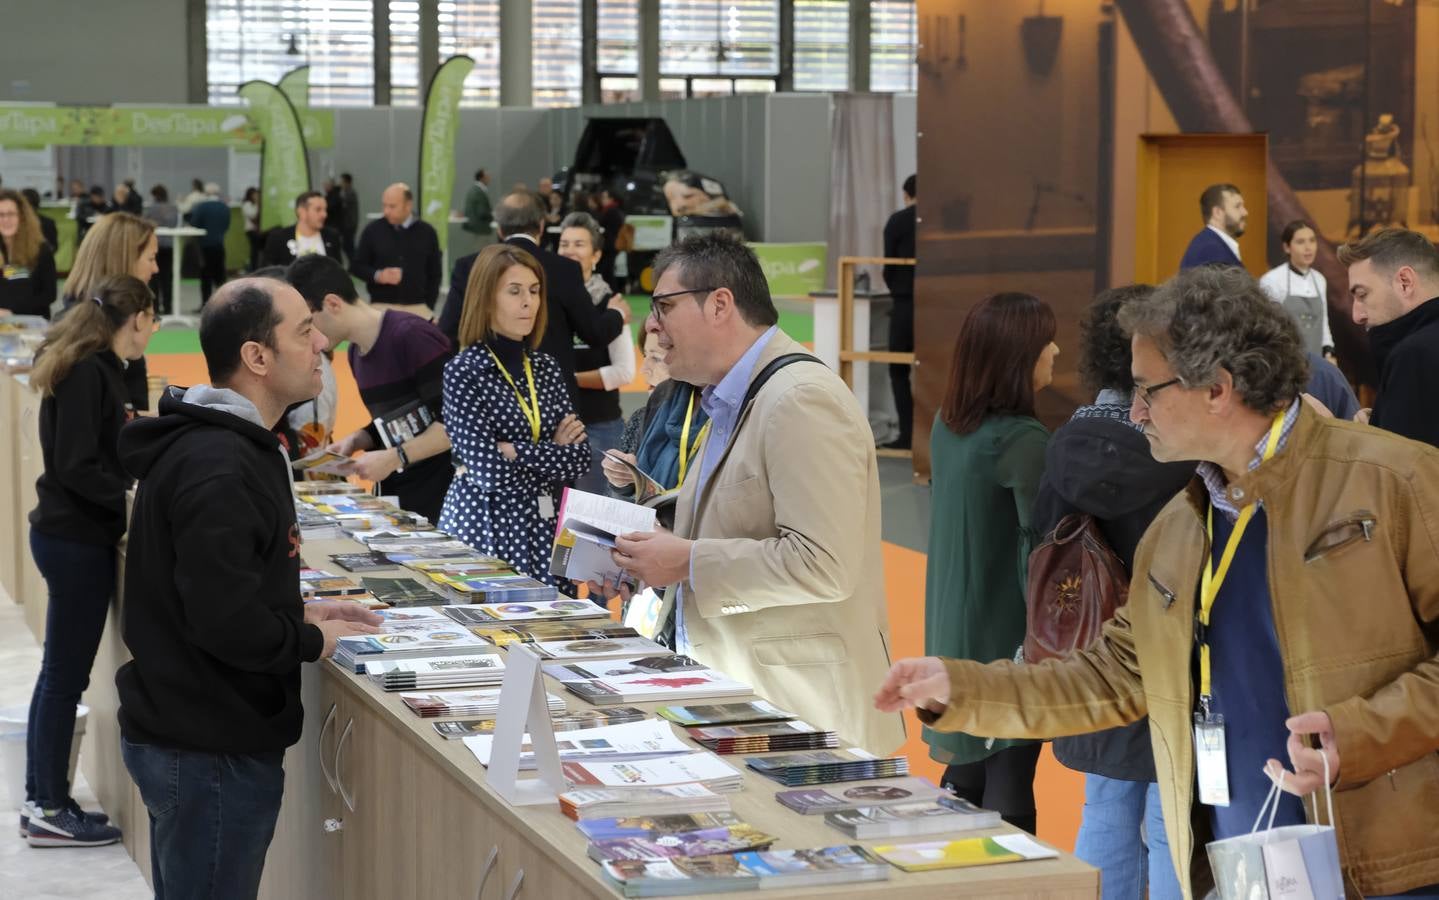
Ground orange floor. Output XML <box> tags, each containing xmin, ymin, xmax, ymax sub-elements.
<box><xmin>146</xmin><ymin>351</ymin><xmax>1086</xmax><ymax>853</ymax></box>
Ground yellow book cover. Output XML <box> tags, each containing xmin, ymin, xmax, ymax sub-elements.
<box><xmin>872</xmin><ymin>835</ymin><xmax>1058</xmax><ymax>872</ymax></box>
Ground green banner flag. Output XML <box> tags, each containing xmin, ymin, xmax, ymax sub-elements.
<box><xmin>277</xmin><ymin>66</ymin><xmax>311</xmax><ymax>110</ymax></box>
<box><xmin>0</xmin><ymin>104</ymin><xmax>333</xmax><ymax>149</ymax></box>
<box><xmin>418</xmin><ymin>56</ymin><xmax>476</xmax><ymax>254</ymax></box>
<box><xmin>749</xmin><ymin>242</ymin><xmax>828</xmax><ymax>296</ymax></box>
<box><xmin>238</xmin><ymin>82</ymin><xmax>312</xmax><ymax>232</ymax></box>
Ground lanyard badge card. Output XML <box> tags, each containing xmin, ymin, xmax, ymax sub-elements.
<box><xmin>1193</xmin><ymin>411</ymin><xmax>1286</xmax><ymax>809</ymax></box>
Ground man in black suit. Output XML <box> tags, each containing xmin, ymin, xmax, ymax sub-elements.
<box><xmin>263</xmin><ymin>190</ymin><xmax>343</xmax><ymax>267</ymax></box>
<box><xmin>438</xmin><ymin>191</ymin><xmax>631</xmax><ymax>398</ymax></box>
<box><xmin>881</xmin><ymin>174</ymin><xmax>917</xmax><ymax>450</ymax></box>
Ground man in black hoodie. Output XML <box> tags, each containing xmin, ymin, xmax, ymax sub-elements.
<box><xmin>1338</xmin><ymin>227</ymin><xmax>1439</xmax><ymax>448</ymax></box>
<box><xmin>116</xmin><ymin>277</ymin><xmax>380</xmax><ymax>899</ymax></box>
<box><xmin>1032</xmin><ymin>285</ymin><xmax>1195</xmax><ymax>899</ymax></box>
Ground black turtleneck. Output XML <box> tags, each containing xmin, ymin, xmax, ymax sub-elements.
<box><xmin>1370</xmin><ymin>295</ymin><xmax>1439</xmax><ymax>449</ymax></box>
<box><xmin>486</xmin><ymin>334</ymin><xmax>527</xmax><ymax>379</ymax></box>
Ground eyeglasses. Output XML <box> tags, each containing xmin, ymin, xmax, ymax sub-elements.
<box><xmin>1134</xmin><ymin>377</ymin><xmax>1183</xmax><ymax>407</ymax></box>
<box><xmin>649</xmin><ymin>287</ymin><xmax>716</xmax><ymax>324</ymax></box>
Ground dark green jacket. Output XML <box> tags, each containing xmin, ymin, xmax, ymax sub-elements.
<box><xmin>462</xmin><ymin>182</ymin><xmax>492</xmax><ymax>235</ymax></box>
<box><xmin>923</xmin><ymin>413</ymin><xmax>1048</xmax><ymax>765</ymax></box>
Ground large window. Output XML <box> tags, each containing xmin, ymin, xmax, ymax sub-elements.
<box><xmin>659</xmin><ymin>0</ymin><xmax>779</xmax><ymax>78</ymax></box>
<box><xmin>390</xmin><ymin>0</ymin><xmax>422</xmax><ymax>105</ymax></box>
<box><xmin>207</xmin><ymin>0</ymin><xmax>376</xmax><ymax>105</ymax></box>
<box><xmin>794</xmin><ymin>0</ymin><xmax>849</xmax><ymax>91</ymax></box>
<box><xmin>534</xmin><ymin>0</ymin><xmax>582</xmax><ymax>108</ymax></box>
<box><xmin>437</xmin><ymin>0</ymin><xmax>502</xmax><ymax>106</ymax></box>
<box><xmin>871</xmin><ymin>0</ymin><xmax>917</xmax><ymax>92</ymax></box>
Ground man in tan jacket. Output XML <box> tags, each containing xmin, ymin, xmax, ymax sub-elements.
<box><xmin>610</xmin><ymin>234</ymin><xmax>905</xmax><ymax>756</ymax></box>
<box><xmin>877</xmin><ymin>266</ymin><xmax>1439</xmax><ymax>899</ymax></box>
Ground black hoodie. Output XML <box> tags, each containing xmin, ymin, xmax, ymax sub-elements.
<box><xmin>1031</xmin><ymin>402</ymin><xmax>1195</xmax><ymax>782</ymax></box>
<box><xmin>115</xmin><ymin>385</ymin><xmax>324</xmax><ymax>754</ymax></box>
<box><xmin>1369</xmin><ymin>295</ymin><xmax>1439</xmax><ymax>449</ymax></box>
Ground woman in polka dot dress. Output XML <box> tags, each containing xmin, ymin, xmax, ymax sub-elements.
<box><xmin>439</xmin><ymin>243</ymin><xmax>591</xmax><ymax>590</ymax></box>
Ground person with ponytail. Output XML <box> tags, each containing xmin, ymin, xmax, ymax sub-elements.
<box><xmin>0</xmin><ymin>188</ymin><xmax>57</xmax><ymax>318</ymax></box>
<box><xmin>23</xmin><ymin>274</ymin><xmax>157</xmax><ymax>848</ymax></box>
<box><xmin>62</xmin><ymin>212</ymin><xmax>160</xmax><ymax>410</ymax></box>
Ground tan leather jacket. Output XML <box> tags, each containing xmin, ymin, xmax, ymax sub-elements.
<box><xmin>920</xmin><ymin>405</ymin><xmax>1439</xmax><ymax>898</ymax></box>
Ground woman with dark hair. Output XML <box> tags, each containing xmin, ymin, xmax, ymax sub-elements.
<box><xmin>439</xmin><ymin>243</ymin><xmax>591</xmax><ymax>589</ymax></box>
<box><xmin>923</xmin><ymin>292</ymin><xmax>1058</xmax><ymax>834</ymax></box>
<box><xmin>23</xmin><ymin>274</ymin><xmax>157</xmax><ymax>847</ymax></box>
<box><xmin>0</xmin><ymin>188</ymin><xmax>57</xmax><ymax>318</ymax></box>
<box><xmin>1259</xmin><ymin>220</ymin><xmax>1333</xmax><ymax>360</ymax></box>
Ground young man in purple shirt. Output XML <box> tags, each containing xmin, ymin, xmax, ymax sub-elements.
<box><xmin>286</xmin><ymin>255</ymin><xmax>454</xmax><ymax>522</ymax></box>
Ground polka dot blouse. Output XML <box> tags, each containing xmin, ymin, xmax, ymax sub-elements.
<box><xmin>438</xmin><ymin>343</ymin><xmax>592</xmax><ymax>591</ymax></box>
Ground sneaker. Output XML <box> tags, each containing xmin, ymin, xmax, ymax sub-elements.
<box><xmin>25</xmin><ymin>805</ymin><xmax>122</xmax><ymax>848</ymax></box>
<box><xmin>19</xmin><ymin>801</ymin><xmax>110</xmax><ymax>838</ymax></box>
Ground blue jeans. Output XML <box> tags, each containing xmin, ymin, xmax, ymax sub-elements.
<box><xmin>121</xmin><ymin>737</ymin><xmax>285</xmax><ymax>900</ymax></box>
<box><xmin>1073</xmin><ymin>775</ymin><xmax>1181</xmax><ymax>900</ymax></box>
<box><xmin>575</xmin><ymin>417</ymin><xmax>625</xmax><ymax>495</ymax></box>
<box><xmin>25</xmin><ymin>530</ymin><xmax>116</xmax><ymax>809</ymax></box>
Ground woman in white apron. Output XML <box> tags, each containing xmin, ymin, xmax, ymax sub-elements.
<box><xmin>1259</xmin><ymin>221</ymin><xmax>1334</xmax><ymax>361</ymax></box>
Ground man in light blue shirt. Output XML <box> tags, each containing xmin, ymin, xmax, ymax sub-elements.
<box><xmin>604</xmin><ymin>234</ymin><xmax>905</xmax><ymax>754</ymax></box>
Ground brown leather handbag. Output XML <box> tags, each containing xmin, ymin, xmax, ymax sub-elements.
<box><xmin>1023</xmin><ymin>514</ymin><xmax>1129</xmax><ymax>663</ymax></box>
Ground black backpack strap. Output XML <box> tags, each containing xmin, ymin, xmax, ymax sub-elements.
<box><xmin>739</xmin><ymin>353</ymin><xmax>827</xmax><ymax>413</ymax></box>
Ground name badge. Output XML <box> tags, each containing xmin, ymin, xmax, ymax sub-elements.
<box><xmin>1194</xmin><ymin>712</ymin><xmax>1230</xmax><ymax>807</ymax></box>
<box><xmin>538</xmin><ymin>494</ymin><xmax>555</xmax><ymax>520</ymax></box>
<box><xmin>3</xmin><ymin>264</ymin><xmax>30</xmax><ymax>280</ymax></box>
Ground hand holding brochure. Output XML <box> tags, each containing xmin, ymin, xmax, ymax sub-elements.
<box><xmin>550</xmin><ymin>488</ymin><xmax>657</xmax><ymax>588</ymax></box>
<box><xmin>291</xmin><ymin>448</ymin><xmax>356</xmax><ymax>476</ymax></box>
<box><xmin>602</xmin><ymin>450</ymin><xmax>669</xmax><ymax>505</ymax></box>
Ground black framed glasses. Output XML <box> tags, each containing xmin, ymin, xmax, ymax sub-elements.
<box><xmin>1134</xmin><ymin>377</ymin><xmax>1183</xmax><ymax>407</ymax></box>
<box><xmin>649</xmin><ymin>287</ymin><xmax>716</xmax><ymax>323</ymax></box>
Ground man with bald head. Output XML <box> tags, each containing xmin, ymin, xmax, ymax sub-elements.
<box><xmin>350</xmin><ymin>182</ymin><xmax>443</xmax><ymax>308</ymax></box>
<box><xmin>116</xmin><ymin>278</ymin><xmax>381</xmax><ymax>897</ymax></box>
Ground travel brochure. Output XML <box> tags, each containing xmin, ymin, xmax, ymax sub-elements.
<box><xmin>654</xmin><ymin>701</ymin><xmax>796</xmax><ymax>728</ymax></box>
<box><xmin>565</xmin><ymin>669</ymin><xmax>754</xmax><ymax>707</ymax></box>
<box><xmin>559</xmin><ymin>784</ymin><xmax>732</xmax><ymax>822</ymax></box>
<box><xmin>599</xmin><ymin>845</ymin><xmax>890</xmax><ymax>897</ymax></box>
<box><xmin>576</xmin><ymin>812</ymin><xmax>745</xmax><ymax>842</ymax></box>
<box><xmin>560</xmin><ymin>752</ymin><xmax>744</xmax><ymax>793</ymax></box>
<box><xmin>870</xmin><ymin>834</ymin><xmax>1060</xmax><ymax>872</ymax></box>
<box><xmin>432</xmin><ymin>707</ymin><xmax>648</xmax><ymax>740</ymax></box>
<box><xmin>685</xmin><ymin>720</ymin><xmax>838</xmax><ymax>755</ymax></box>
<box><xmin>541</xmin><ymin>656</ymin><xmax>704</xmax><ymax>684</ymax></box>
<box><xmin>746</xmin><ymin>749</ymin><xmax>909</xmax><ymax>787</ymax></box>
<box><xmin>469</xmin><ymin>621</ymin><xmax>640</xmax><ymax>648</ymax></box>
<box><xmin>775</xmin><ymin>777</ymin><xmax>952</xmax><ymax>816</ymax></box>
<box><xmin>399</xmin><ymin>688</ymin><xmax>567</xmax><ymax>719</ymax></box>
<box><xmin>531</xmin><ymin>636</ymin><xmax>672</xmax><ymax>660</ymax></box>
<box><xmin>333</xmin><ymin>608</ymin><xmax>488</xmax><ymax>673</ymax></box>
<box><xmin>587</xmin><ymin>823</ymin><xmax>776</xmax><ymax>863</ymax></box>
<box><xmin>426</xmin><ymin>573</ymin><xmax>560</xmax><ymax>605</ymax></box>
<box><xmin>463</xmin><ymin>719</ymin><xmax>693</xmax><ymax>769</ymax></box>
<box><xmin>363</xmin><ymin>654</ymin><xmax>506</xmax><ymax>691</ymax></box>
<box><xmin>439</xmin><ymin>599</ymin><xmax>608</xmax><ymax>626</ymax></box>
<box><xmin>359</xmin><ymin>577</ymin><xmax>444</xmax><ymax>608</ymax></box>
<box><xmin>549</xmin><ymin>488</ymin><xmax>657</xmax><ymax>589</ymax></box>
<box><xmin>825</xmin><ymin>797</ymin><xmax>1002</xmax><ymax>839</ymax></box>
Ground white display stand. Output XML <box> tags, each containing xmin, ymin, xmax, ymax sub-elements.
<box><xmin>487</xmin><ymin>643</ymin><xmax>567</xmax><ymax>806</ymax></box>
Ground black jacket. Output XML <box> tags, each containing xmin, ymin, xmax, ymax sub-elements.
<box><xmin>29</xmin><ymin>351</ymin><xmax>134</xmax><ymax>546</ymax></box>
<box><xmin>38</xmin><ymin>215</ymin><xmax>59</xmax><ymax>252</ymax></box>
<box><xmin>438</xmin><ymin>235</ymin><xmax>624</xmax><ymax>405</ymax></box>
<box><xmin>0</xmin><ymin>242</ymin><xmax>56</xmax><ymax>318</ymax></box>
<box><xmin>116</xmin><ymin>386</ymin><xmax>324</xmax><ymax>754</ymax></box>
<box><xmin>262</xmin><ymin>225</ymin><xmax>344</xmax><ymax>267</ymax></box>
<box><xmin>882</xmin><ymin>205</ymin><xmax>916</xmax><ymax>299</ymax></box>
<box><xmin>350</xmin><ymin>217</ymin><xmax>442</xmax><ymax>307</ymax></box>
<box><xmin>1031</xmin><ymin>404</ymin><xmax>1195</xmax><ymax>782</ymax></box>
<box><xmin>1370</xmin><ymin>296</ymin><xmax>1439</xmax><ymax>449</ymax></box>
<box><xmin>60</xmin><ymin>295</ymin><xmax>149</xmax><ymax>409</ymax></box>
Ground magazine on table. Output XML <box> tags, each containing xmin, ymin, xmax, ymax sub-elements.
<box><xmin>463</xmin><ymin>718</ymin><xmax>692</xmax><ymax>769</ymax></box>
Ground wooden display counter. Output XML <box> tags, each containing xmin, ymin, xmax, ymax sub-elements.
<box><xmin>76</xmin><ymin>530</ymin><xmax>1097</xmax><ymax>899</ymax></box>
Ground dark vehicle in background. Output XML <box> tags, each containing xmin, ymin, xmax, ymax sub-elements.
<box><xmin>552</xmin><ymin>117</ymin><xmax>743</xmax><ymax>290</ymax></box>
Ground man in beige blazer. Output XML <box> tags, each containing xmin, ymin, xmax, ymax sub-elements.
<box><xmin>610</xmin><ymin>234</ymin><xmax>905</xmax><ymax>755</ymax></box>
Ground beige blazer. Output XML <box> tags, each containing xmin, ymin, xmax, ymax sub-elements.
<box><xmin>670</xmin><ymin>330</ymin><xmax>906</xmax><ymax>755</ymax></box>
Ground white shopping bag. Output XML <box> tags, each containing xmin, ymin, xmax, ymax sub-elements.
<box><xmin>1206</xmin><ymin>758</ymin><xmax>1344</xmax><ymax>900</ymax></box>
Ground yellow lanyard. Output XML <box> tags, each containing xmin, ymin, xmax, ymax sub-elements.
<box><xmin>485</xmin><ymin>347</ymin><xmax>541</xmax><ymax>443</ymax></box>
<box><xmin>1196</xmin><ymin>411</ymin><xmax>1287</xmax><ymax>710</ymax></box>
<box><xmin>674</xmin><ymin>392</ymin><xmax>711</xmax><ymax>489</ymax></box>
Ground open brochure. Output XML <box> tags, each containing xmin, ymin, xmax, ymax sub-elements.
<box><xmin>603</xmin><ymin>450</ymin><xmax>669</xmax><ymax>505</ymax></box>
<box><xmin>291</xmin><ymin>448</ymin><xmax>355</xmax><ymax>476</ymax></box>
<box><xmin>550</xmin><ymin>488</ymin><xmax>657</xmax><ymax>589</ymax></box>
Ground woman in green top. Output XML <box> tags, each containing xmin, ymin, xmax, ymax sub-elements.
<box><xmin>925</xmin><ymin>291</ymin><xmax>1059</xmax><ymax>834</ymax></box>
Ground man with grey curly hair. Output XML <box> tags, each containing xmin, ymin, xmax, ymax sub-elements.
<box><xmin>878</xmin><ymin>264</ymin><xmax>1439</xmax><ymax>898</ymax></box>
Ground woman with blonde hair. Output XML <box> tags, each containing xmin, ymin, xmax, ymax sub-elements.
<box><xmin>439</xmin><ymin>243</ymin><xmax>591</xmax><ymax>590</ymax></box>
<box><xmin>0</xmin><ymin>188</ymin><xmax>57</xmax><ymax>317</ymax></box>
<box><xmin>23</xmin><ymin>274</ymin><xmax>157</xmax><ymax>847</ymax></box>
<box><xmin>62</xmin><ymin>212</ymin><xmax>160</xmax><ymax>409</ymax></box>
